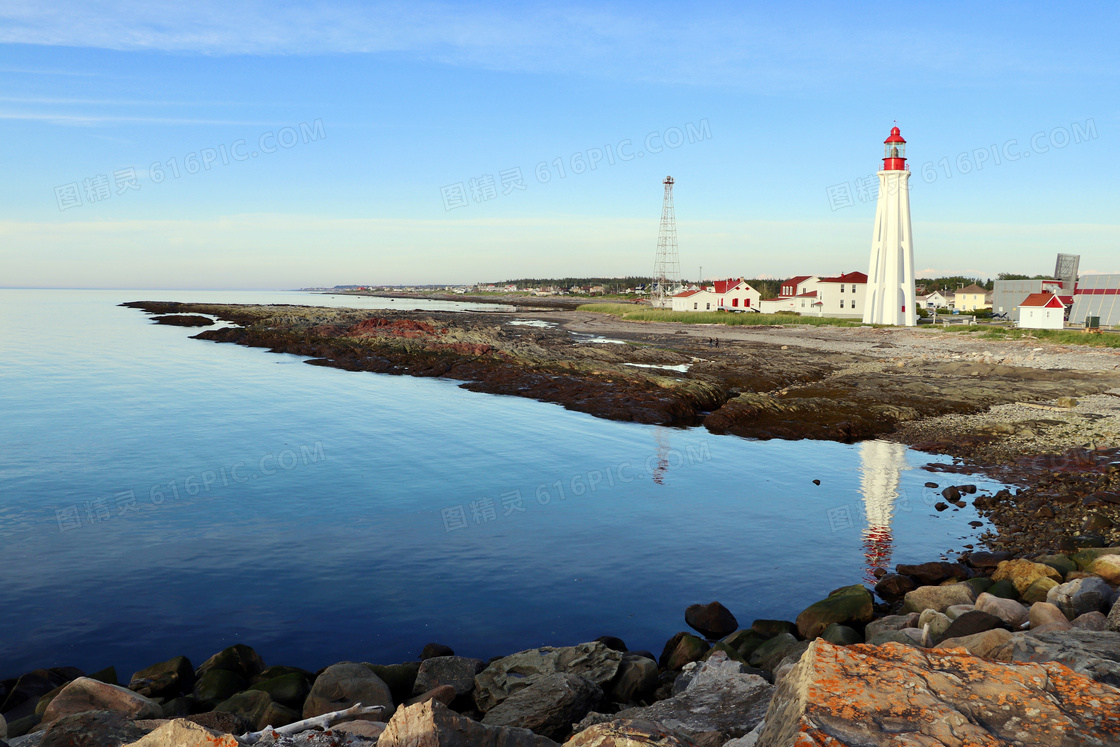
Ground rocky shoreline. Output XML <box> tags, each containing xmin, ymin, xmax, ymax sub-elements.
<box><xmin>9</xmin><ymin>300</ymin><xmax>1108</xmax><ymax>744</ymax></box>
<box><xmin>6</xmin><ymin>529</ymin><xmax>1120</xmax><ymax>746</ymax></box>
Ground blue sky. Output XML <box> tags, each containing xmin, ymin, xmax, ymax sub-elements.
<box><xmin>1</xmin><ymin>1</ymin><xmax>1117</xmax><ymax>289</ymax></box>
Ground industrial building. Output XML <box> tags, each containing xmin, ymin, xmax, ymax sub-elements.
<box><xmin>1069</xmin><ymin>274</ymin><xmax>1120</xmax><ymax>327</ymax></box>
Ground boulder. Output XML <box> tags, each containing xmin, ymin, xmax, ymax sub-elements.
<box><xmin>129</xmin><ymin>656</ymin><xmax>195</xmax><ymax>700</ymax></box>
<box><xmin>865</xmin><ymin>629</ymin><xmax>924</xmax><ymax>647</ymax></box>
<box><xmin>413</xmin><ymin>657</ymin><xmax>485</xmax><ymax>697</ymax></box>
<box><xmin>1028</xmin><ymin>602</ymin><xmax>1072</xmax><ymax>630</ymax></box>
<box><xmin>1034</xmin><ymin>553</ymin><xmax>1077</xmax><ymax>578</ymax></box>
<box><xmin>40</xmin><ymin>678</ymin><xmax>161</xmax><ymax>726</ymax></box>
<box><xmin>247</xmin><ymin>672</ymin><xmax>310</xmax><ymax>709</ymax></box>
<box><xmin>749</xmin><ymin>620</ymin><xmax>796</xmax><ymax>639</ymax></box>
<box><xmin>594</xmin><ymin>637</ymin><xmax>628</xmax><ymax>653</ymax></box>
<box><xmin>754</xmin><ymin>639</ymin><xmax>1120</xmax><ymax>746</ymax></box>
<box><xmin>159</xmin><ymin>697</ymin><xmax>193</xmax><ymax>719</ymax></box>
<box><xmin>335</xmin><ymin>720</ymin><xmax>387</xmax><ymax>739</ymax></box>
<box><xmin>943</xmin><ymin>604</ymin><xmax>975</xmax><ymax>620</ymax></box>
<box><xmin>194</xmin><ymin>644</ymin><xmax>264</xmax><ymax>681</ymax></box>
<box><xmin>1022</xmin><ymin>577</ymin><xmax>1059</xmax><ymax>604</ymax></box>
<box><xmin>0</xmin><ymin>670</ymin><xmax>74</xmax><ymax>722</ymax></box>
<box><xmin>974</xmin><ymin>592</ymin><xmax>1029</xmax><ymax>628</ymax></box>
<box><xmin>1071</xmin><ymin>546</ymin><xmax>1120</xmax><ymax>570</ymax></box>
<box><xmin>474</xmin><ymin>642</ymin><xmax>622</xmax><ymax>713</ymax></box>
<box><xmin>1109</xmin><ymin>595</ymin><xmax>1120</xmax><ymax>632</ymax></box>
<box><xmin>481</xmin><ymin>673</ymin><xmax>602</xmax><ymax>741</ymax></box>
<box><xmin>0</xmin><ymin>713</ymin><xmax>5</xmax><ymax>740</ymax></box>
<box><xmin>605</xmin><ymin>655</ymin><xmax>658</xmax><ymax>704</ymax></box>
<box><xmin>820</xmin><ymin>624</ymin><xmax>862</xmax><ymax>646</ymax></box>
<box><xmin>721</xmin><ymin>630</ymin><xmax>767</xmax><ymax>660</ymax></box>
<box><xmin>916</xmin><ymin>610</ymin><xmax>951</xmax><ymax>642</ymax></box>
<box><xmin>985</xmin><ymin>579</ymin><xmax>1019</xmax><ymax>599</ymax></box>
<box><xmin>303</xmin><ymin>662</ymin><xmax>394</xmax><ymax>720</ymax></box>
<box><xmin>659</xmin><ymin>634</ymin><xmax>709</xmax><ymax>671</ymax></box>
<box><xmin>938</xmin><ymin>611</ymin><xmax>1006</xmax><ymax>642</ymax></box>
<box><xmin>120</xmin><ymin>718</ymin><xmax>240</xmax><ymax>747</ymax></box>
<box><xmin>896</xmin><ymin>562</ymin><xmax>970</xmax><ymax>586</ymax></box>
<box><xmin>583</xmin><ymin>652</ymin><xmax>772</xmax><ymax>742</ymax></box>
<box><xmin>421</xmin><ymin>643</ymin><xmax>455</xmax><ymax>660</ymax></box>
<box><xmin>36</xmin><ymin>710</ymin><xmax>151</xmax><ymax>747</ymax></box>
<box><xmin>88</xmin><ymin>667</ymin><xmax>118</xmax><ymax>686</ymax></box>
<box><xmin>365</xmin><ymin>662</ymin><xmax>420</xmax><ymax>705</ymax></box>
<box><xmin>378</xmin><ymin>700</ymin><xmax>557</xmax><ymax>747</ymax></box>
<box><xmin>684</xmin><ymin>602</ymin><xmax>738</xmax><ymax>639</ymax></box>
<box><xmin>863</xmin><ymin>614</ymin><xmax>918</xmax><ymax>641</ymax></box>
<box><xmin>568</xmin><ymin>719</ymin><xmax>698</xmax><ymax>747</ymax></box>
<box><xmin>1072</xmin><ymin>611</ymin><xmax>1109</xmax><ymax>631</ymax></box>
<box><xmin>795</xmin><ymin>585</ymin><xmax>873</xmax><ymax>640</ymax></box>
<box><xmin>901</xmin><ymin>582</ymin><xmax>977</xmax><ymax>614</ymax></box>
<box><xmin>215</xmin><ymin>689</ymin><xmax>298</xmax><ymax>730</ymax></box>
<box><xmin>1047</xmin><ymin>575</ymin><xmax>1114</xmax><ymax>620</ymax></box>
<box><xmin>1007</xmin><ymin>629</ymin><xmax>1120</xmax><ymax>686</ymax></box>
<box><xmin>191</xmin><ymin>670</ymin><xmax>246</xmax><ymax>709</ymax></box>
<box><xmin>1090</xmin><ymin>555</ymin><xmax>1120</xmax><ymax>585</ymax></box>
<box><xmin>990</xmin><ymin>559</ymin><xmax>1062</xmax><ymax>595</ymax></box>
<box><xmin>748</xmin><ymin>634</ymin><xmax>799</xmax><ymax>673</ymax></box>
<box><xmin>873</xmin><ymin>574</ymin><xmax>914</xmax><ymax>603</ymax></box>
<box><xmin>934</xmin><ymin>628</ymin><xmax>1014</xmax><ymax>659</ymax></box>
<box><xmin>962</xmin><ymin>577</ymin><xmax>992</xmax><ymax>597</ymax></box>
<box><xmin>404</xmin><ymin>685</ymin><xmax>457</xmax><ymax>708</ymax></box>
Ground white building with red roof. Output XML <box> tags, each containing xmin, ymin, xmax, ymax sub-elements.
<box><xmin>1017</xmin><ymin>292</ymin><xmax>1067</xmax><ymax>330</ymax></box>
<box><xmin>671</xmin><ymin>278</ymin><xmax>761</xmax><ymax>312</ymax></box>
<box><xmin>815</xmin><ymin>271</ymin><xmax>868</xmax><ymax>318</ymax></box>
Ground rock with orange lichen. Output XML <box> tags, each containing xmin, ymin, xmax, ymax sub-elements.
<box><xmin>755</xmin><ymin>639</ymin><xmax>1120</xmax><ymax>746</ymax></box>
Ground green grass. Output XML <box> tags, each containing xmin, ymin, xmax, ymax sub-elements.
<box><xmin>577</xmin><ymin>304</ymin><xmax>865</xmax><ymax>327</ymax></box>
<box><xmin>928</xmin><ymin>324</ymin><xmax>1120</xmax><ymax>348</ymax></box>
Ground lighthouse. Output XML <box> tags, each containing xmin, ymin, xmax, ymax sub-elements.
<box><xmin>863</xmin><ymin>127</ymin><xmax>916</xmax><ymax>326</ymax></box>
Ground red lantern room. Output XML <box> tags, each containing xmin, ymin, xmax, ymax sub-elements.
<box><xmin>883</xmin><ymin>126</ymin><xmax>907</xmax><ymax>170</ymax></box>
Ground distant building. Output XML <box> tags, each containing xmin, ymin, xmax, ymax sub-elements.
<box><xmin>1018</xmin><ymin>293</ymin><xmax>1067</xmax><ymax>330</ymax></box>
<box><xmin>917</xmin><ymin>290</ymin><xmax>950</xmax><ymax>310</ymax></box>
<box><xmin>815</xmin><ymin>271</ymin><xmax>868</xmax><ymax>318</ymax></box>
<box><xmin>953</xmin><ymin>284</ymin><xmax>991</xmax><ymax>311</ymax></box>
<box><xmin>1069</xmin><ymin>274</ymin><xmax>1120</xmax><ymax>326</ymax></box>
<box><xmin>671</xmin><ymin>278</ymin><xmax>760</xmax><ymax>312</ymax></box>
<box><xmin>993</xmin><ymin>279</ymin><xmax>1066</xmax><ymax>321</ymax></box>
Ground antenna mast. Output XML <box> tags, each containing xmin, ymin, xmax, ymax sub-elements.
<box><xmin>652</xmin><ymin>176</ymin><xmax>681</xmax><ymax>308</ymax></box>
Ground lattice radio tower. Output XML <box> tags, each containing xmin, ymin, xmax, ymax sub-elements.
<box><xmin>652</xmin><ymin>175</ymin><xmax>680</xmax><ymax>308</ymax></box>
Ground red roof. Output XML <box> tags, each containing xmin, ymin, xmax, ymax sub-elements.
<box><xmin>1058</xmin><ymin>296</ymin><xmax>1074</xmax><ymax>306</ymax></box>
<box><xmin>782</xmin><ymin>276</ymin><xmax>813</xmax><ymax>293</ymax></box>
<box><xmin>1020</xmin><ymin>293</ymin><xmax>1066</xmax><ymax>309</ymax></box>
<box><xmin>818</xmin><ymin>271</ymin><xmax>868</xmax><ymax>284</ymax></box>
<box><xmin>794</xmin><ymin>290</ymin><xmax>818</xmax><ymax>298</ymax></box>
<box><xmin>673</xmin><ymin>289</ymin><xmax>702</xmax><ymax>298</ymax></box>
<box><xmin>713</xmin><ymin>278</ymin><xmax>752</xmax><ymax>294</ymax></box>
<box><xmin>885</xmin><ymin>126</ymin><xmax>906</xmax><ymax>144</ymax></box>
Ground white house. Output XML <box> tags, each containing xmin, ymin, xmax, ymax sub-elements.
<box><xmin>672</xmin><ymin>289</ymin><xmax>717</xmax><ymax>311</ymax></box>
<box><xmin>1017</xmin><ymin>293</ymin><xmax>1066</xmax><ymax>330</ymax></box>
<box><xmin>779</xmin><ymin>276</ymin><xmax>821</xmax><ymax>297</ymax></box>
<box><xmin>814</xmin><ymin>271</ymin><xmax>867</xmax><ymax>319</ymax></box>
<box><xmin>671</xmin><ymin>278</ymin><xmax>760</xmax><ymax>312</ymax></box>
<box><xmin>918</xmin><ymin>290</ymin><xmax>950</xmax><ymax>309</ymax></box>
<box><xmin>711</xmin><ymin>278</ymin><xmax>761</xmax><ymax>311</ymax></box>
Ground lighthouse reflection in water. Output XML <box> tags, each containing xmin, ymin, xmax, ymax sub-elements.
<box><xmin>858</xmin><ymin>440</ymin><xmax>912</xmax><ymax>581</ymax></box>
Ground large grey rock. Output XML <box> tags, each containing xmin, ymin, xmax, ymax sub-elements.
<box><xmin>1004</xmin><ymin>629</ymin><xmax>1120</xmax><ymax>686</ymax></box>
<box><xmin>581</xmin><ymin>651</ymin><xmax>772</xmax><ymax>742</ymax></box>
<box><xmin>934</xmin><ymin>628</ymin><xmax>1014</xmax><ymax>659</ymax></box>
<box><xmin>748</xmin><ymin>633</ymin><xmax>799</xmax><ymax>673</ymax></box>
<box><xmin>863</xmin><ymin>614</ymin><xmax>918</xmax><ymax>642</ymax></box>
<box><xmin>481</xmin><ymin>673</ymin><xmax>602</xmax><ymax>741</ymax></box>
<box><xmin>901</xmin><ymin>582</ymin><xmax>977</xmax><ymax>614</ymax></box>
<box><xmin>1073</xmin><ymin>611</ymin><xmax>1109</xmax><ymax>631</ymax></box>
<box><xmin>303</xmin><ymin>662</ymin><xmax>394</xmax><ymax>720</ymax></box>
<box><xmin>605</xmin><ymin>655</ymin><xmax>658</xmax><ymax>704</ymax></box>
<box><xmin>413</xmin><ymin>657</ymin><xmax>485</xmax><ymax>697</ymax></box>
<box><xmin>35</xmin><ymin>710</ymin><xmax>152</xmax><ymax>747</ymax></box>
<box><xmin>1047</xmin><ymin>576</ymin><xmax>1115</xmax><ymax>620</ymax></box>
<box><xmin>795</xmin><ymin>585</ymin><xmax>873</xmax><ymax>640</ymax></box>
<box><xmin>568</xmin><ymin>719</ymin><xmax>698</xmax><ymax>747</ymax></box>
<box><xmin>215</xmin><ymin>689</ymin><xmax>298</xmax><ymax>730</ymax></box>
<box><xmin>379</xmin><ymin>700</ymin><xmax>557</xmax><ymax>747</ymax></box>
<box><xmin>40</xmin><ymin>678</ymin><xmax>161</xmax><ymax>726</ymax></box>
<box><xmin>755</xmin><ymin>639</ymin><xmax>1120</xmax><ymax>746</ymax></box>
<box><xmin>917</xmin><ymin>609</ymin><xmax>951</xmax><ymax>641</ymax></box>
<box><xmin>474</xmin><ymin>642</ymin><xmax>622</xmax><ymax>713</ymax></box>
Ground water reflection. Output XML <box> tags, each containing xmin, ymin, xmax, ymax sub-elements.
<box><xmin>859</xmin><ymin>440</ymin><xmax>911</xmax><ymax>580</ymax></box>
<box><xmin>652</xmin><ymin>427</ymin><xmax>671</xmax><ymax>485</ymax></box>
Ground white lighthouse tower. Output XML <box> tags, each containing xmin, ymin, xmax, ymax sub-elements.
<box><xmin>863</xmin><ymin>127</ymin><xmax>916</xmax><ymax>326</ymax></box>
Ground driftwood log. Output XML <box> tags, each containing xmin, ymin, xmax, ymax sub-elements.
<box><xmin>240</xmin><ymin>703</ymin><xmax>386</xmax><ymax>744</ymax></box>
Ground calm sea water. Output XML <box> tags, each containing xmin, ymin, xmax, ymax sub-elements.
<box><xmin>0</xmin><ymin>289</ymin><xmax>1004</xmax><ymax>679</ymax></box>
